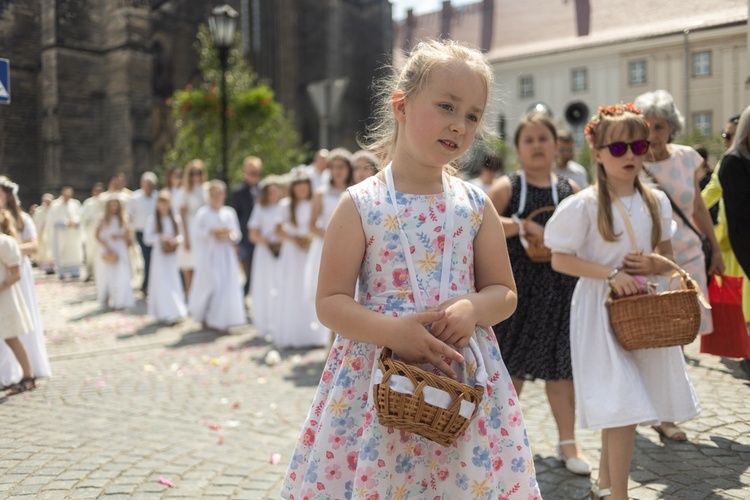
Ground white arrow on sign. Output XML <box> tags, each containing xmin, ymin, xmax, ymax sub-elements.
<box><xmin>0</xmin><ymin>80</ymin><xmax>8</xmax><ymax>99</ymax></box>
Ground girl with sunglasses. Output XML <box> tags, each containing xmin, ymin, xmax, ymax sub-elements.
<box><xmin>489</xmin><ymin>112</ymin><xmax>589</xmax><ymax>476</ymax></box>
<box><xmin>545</xmin><ymin>103</ymin><xmax>700</xmax><ymax>500</ymax></box>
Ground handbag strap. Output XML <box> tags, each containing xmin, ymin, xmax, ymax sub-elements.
<box><xmin>515</xmin><ymin>170</ymin><xmax>559</xmax><ymax>216</ymax></box>
<box><xmin>642</xmin><ymin>166</ymin><xmax>704</xmax><ymax>239</ymax></box>
<box><xmin>612</xmin><ymin>194</ymin><xmax>641</xmax><ymax>253</ymax></box>
<box><xmin>384</xmin><ymin>163</ymin><xmax>455</xmax><ymax>311</ymax></box>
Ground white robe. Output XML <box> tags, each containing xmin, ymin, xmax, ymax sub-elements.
<box><xmin>275</xmin><ymin>199</ymin><xmax>325</xmax><ymax>348</ymax></box>
<box><xmin>0</xmin><ymin>213</ymin><xmax>53</xmax><ymax>383</ymax></box>
<box><xmin>48</xmin><ymin>198</ymin><xmax>83</xmax><ymax>275</ymax></box>
<box><xmin>32</xmin><ymin>205</ymin><xmax>54</xmax><ymax>269</ymax></box>
<box><xmin>188</xmin><ymin>205</ymin><xmax>246</xmax><ymax>329</ymax></box>
<box><xmin>248</xmin><ymin>203</ymin><xmax>282</xmax><ymax>337</ymax></box>
<box><xmin>144</xmin><ymin>214</ymin><xmax>187</xmax><ymax>322</ymax></box>
<box><xmin>95</xmin><ymin>218</ymin><xmax>135</xmax><ymax>309</ymax></box>
<box><xmin>81</xmin><ymin>196</ymin><xmax>103</xmax><ymax>273</ymax></box>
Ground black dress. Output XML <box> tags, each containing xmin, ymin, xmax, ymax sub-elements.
<box><xmin>493</xmin><ymin>173</ymin><xmax>578</xmax><ymax>380</ymax></box>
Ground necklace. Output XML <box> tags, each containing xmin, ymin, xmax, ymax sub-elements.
<box><xmin>622</xmin><ymin>193</ymin><xmax>637</xmax><ymax>216</ymax></box>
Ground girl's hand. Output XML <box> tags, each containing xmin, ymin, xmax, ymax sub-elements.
<box><xmin>429</xmin><ymin>299</ymin><xmax>477</xmax><ymax>349</ymax></box>
<box><xmin>389</xmin><ymin>310</ymin><xmax>464</xmax><ymax>379</ymax></box>
<box><xmin>524</xmin><ymin>220</ymin><xmax>544</xmax><ymax>239</ymax></box>
<box><xmin>621</xmin><ymin>252</ymin><xmax>653</xmax><ymax>275</ymax></box>
<box><xmin>707</xmin><ymin>250</ymin><xmax>725</xmax><ymax>276</ymax></box>
<box><xmin>609</xmin><ymin>271</ymin><xmax>642</xmax><ymax>297</ymax></box>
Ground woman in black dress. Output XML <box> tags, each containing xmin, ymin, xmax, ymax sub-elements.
<box><xmin>489</xmin><ymin>113</ymin><xmax>589</xmax><ymax>475</ymax></box>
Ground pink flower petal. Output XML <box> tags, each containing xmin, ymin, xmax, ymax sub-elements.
<box><xmin>270</xmin><ymin>452</ymin><xmax>281</xmax><ymax>465</ymax></box>
<box><xmin>158</xmin><ymin>477</ymin><xmax>174</xmax><ymax>487</ymax></box>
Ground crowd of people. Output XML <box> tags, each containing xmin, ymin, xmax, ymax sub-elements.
<box><xmin>1</xmin><ymin>38</ymin><xmax>749</xmax><ymax>500</ymax></box>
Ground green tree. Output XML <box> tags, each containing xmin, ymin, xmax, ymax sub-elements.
<box><xmin>164</xmin><ymin>26</ymin><xmax>309</xmax><ymax>183</ymax></box>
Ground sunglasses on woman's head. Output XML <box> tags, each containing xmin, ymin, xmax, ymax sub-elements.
<box><xmin>602</xmin><ymin>140</ymin><xmax>650</xmax><ymax>157</ymax></box>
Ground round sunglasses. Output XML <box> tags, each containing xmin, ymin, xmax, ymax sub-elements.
<box><xmin>602</xmin><ymin>140</ymin><xmax>650</xmax><ymax>157</ymax></box>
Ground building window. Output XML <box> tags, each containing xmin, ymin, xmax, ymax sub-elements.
<box><xmin>520</xmin><ymin>76</ymin><xmax>534</xmax><ymax>98</ymax></box>
<box><xmin>629</xmin><ymin>61</ymin><xmax>646</xmax><ymax>85</ymax></box>
<box><xmin>571</xmin><ymin>68</ymin><xmax>587</xmax><ymax>92</ymax></box>
<box><xmin>693</xmin><ymin>112</ymin><xmax>712</xmax><ymax>136</ymax></box>
<box><xmin>693</xmin><ymin>51</ymin><xmax>711</xmax><ymax>77</ymax></box>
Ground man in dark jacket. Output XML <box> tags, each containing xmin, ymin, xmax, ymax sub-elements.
<box><xmin>231</xmin><ymin>156</ymin><xmax>262</xmax><ymax>296</ymax></box>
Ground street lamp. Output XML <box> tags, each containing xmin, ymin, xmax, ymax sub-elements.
<box><xmin>209</xmin><ymin>4</ymin><xmax>239</xmax><ymax>184</ymax></box>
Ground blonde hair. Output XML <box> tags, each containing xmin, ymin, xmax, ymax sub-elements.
<box><xmin>591</xmin><ymin>112</ymin><xmax>662</xmax><ymax>248</ymax></box>
<box><xmin>182</xmin><ymin>159</ymin><xmax>206</xmax><ymax>192</ymax></box>
<box><xmin>361</xmin><ymin>39</ymin><xmax>494</xmax><ymax>169</ymax></box>
<box><xmin>0</xmin><ymin>176</ymin><xmax>25</xmax><ymax>233</ymax></box>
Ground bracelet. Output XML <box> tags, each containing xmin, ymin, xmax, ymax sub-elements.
<box><xmin>607</xmin><ymin>267</ymin><xmax>620</xmax><ymax>286</ymax></box>
<box><xmin>511</xmin><ymin>214</ymin><xmax>525</xmax><ymax>236</ymax></box>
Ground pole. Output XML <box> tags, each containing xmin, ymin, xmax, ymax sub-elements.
<box><xmin>220</xmin><ymin>47</ymin><xmax>229</xmax><ymax>184</ymax></box>
<box><xmin>683</xmin><ymin>29</ymin><xmax>691</xmax><ymax>132</ymax></box>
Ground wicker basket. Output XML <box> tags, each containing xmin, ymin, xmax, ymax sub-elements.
<box><xmin>101</xmin><ymin>251</ymin><xmax>119</xmax><ymax>264</ymax></box>
<box><xmin>522</xmin><ymin>206</ymin><xmax>556</xmax><ymax>263</ymax></box>
<box><xmin>373</xmin><ymin>338</ymin><xmax>486</xmax><ymax>447</ymax></box>
<box><xmin>608</xmin><ymin>254</ymin><xmax>702</xmax><ymax>350</ymax></box>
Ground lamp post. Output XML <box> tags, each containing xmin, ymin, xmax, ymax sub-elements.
<box><xmin>209</xmin><ymin>4</ymin><xmax>239</xmax><ymax>185</ymax></box>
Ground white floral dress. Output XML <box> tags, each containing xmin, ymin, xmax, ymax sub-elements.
<box><xmin>282</xmin><ymin>176</ymin><xmax>540</xmax><ymax>500</ymax></box>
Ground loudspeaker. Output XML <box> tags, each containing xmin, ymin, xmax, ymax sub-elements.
<box><xmin>526</xmin><ymin>102</ymin><xmax>553</xmax><ymax>117</ymax></box>
<box><xmin>564</xmin><ymin>101</ymin><xmax>589</xmax><ymax>127</ymax></box>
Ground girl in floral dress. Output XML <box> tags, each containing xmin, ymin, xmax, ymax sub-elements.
<box><xmin>282</xmin><ymin>40</ymin><xmax>540</xmax><ymax>499</ymax></box>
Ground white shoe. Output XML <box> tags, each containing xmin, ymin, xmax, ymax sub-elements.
<box><xmin>590</xmin><ymin>484</ymin><xmax>612</xmax><ymax>499</ymax></box>
<box><xmin>557</xmin><ymin>439</ymin><xmax>592</xmax><ymax>476</ymax></box>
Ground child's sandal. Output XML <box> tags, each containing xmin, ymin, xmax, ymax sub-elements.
<box><xmin>590</xmin><ymin>484</ymin><xmax>612</xmax><ymax>499</ymax></box>
<box><xmin>6</xmin><ymin>376</ymin><xmax>38</xmax><ymax>396</ymax></box>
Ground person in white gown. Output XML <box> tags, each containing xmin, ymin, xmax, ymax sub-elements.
<box><xmin>177</xmin><ymin>160</ymin><xmax>208</xmax><ymax>295</ymax></box>
<box><xmin>275</xmin><ymin>175</ymin><xmax>325</xmax><ymax>348</ymax></box>
<box><xmin>188</xmin><ymin>180</ymin><xmax>246</xmax><ymax>332</ymax></box>
<box><xmin>0</xmin><ymin>209</ymin><xmax>37</xmax><ymax>395</ymax></box>
<box><xmin>32</xmin><ymin>193</ymin><xmax>55</xmax><ymax>273</ymax></box>
<box><xmin>248</xmin><ymin>176</ymin><xmax>283</xmax><ymax>338</ymax></box>
<box><xmin>81</xmin><ymin>183</ymin><xmax>104</xmax><ymax>281</ymax></box>
<box><xmin>48</xmin><ymin>186</ymin><xmax>83</xmax><ymax>279</ymax></box>
<box><xmin>144</xmin><ymin>190</ymin><xmax>187</xmax><ymax>324</ymax></box>
<box><xmin>95</xmin><ymin>195</ymin><xmax>135</xmax><ymax>310</ymax></box>
<box><xmin>0</xmin><ymin>177</ymin><xmax>52</xmax><ymax>383</ymax></box>
<box><xmin>304</xmin><ymin>148</ymin><xmax>353</xmax><ymax>303</ymax></box>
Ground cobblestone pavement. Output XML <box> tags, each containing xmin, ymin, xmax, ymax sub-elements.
<box><xmin>0</xmin><ymin>272</ymin><xmax>748</xmax><ymax>499</ymax></box>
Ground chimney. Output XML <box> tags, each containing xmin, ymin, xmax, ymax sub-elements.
<box><xmin>575</xmin><ymin>0</ymin><xmax>591</xmax><ymax>36</ymax></box>
<box><xmin>481</xmin><ymin>0</ymin><xmax>494</xmax><ymax>51</ymax></box>
<box><xmin>404</xmin><ymin>8</ymin><xmax>416</xmax><ymax>51</ymax></box>
<box><xmin>441</xmin><ymin>1</ymin><xmax>452</xmax><ymax>40</ymax></box>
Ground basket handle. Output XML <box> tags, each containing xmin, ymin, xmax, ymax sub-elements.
<box><xmin>524</xmin><ymin>206</ymin><xmax>556</xmax><ymax>223</ymax></box>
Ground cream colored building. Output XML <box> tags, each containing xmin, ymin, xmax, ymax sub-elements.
<box><xmin>394</xmin><ymin>0</ymin><xmax>750</xmax><ymax>139</ymax></box>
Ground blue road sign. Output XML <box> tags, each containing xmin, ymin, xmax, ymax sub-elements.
<box><xmin>0</xmin><ymin>59</ymin><xmax>10</xmax><ymax>105</ymax></box>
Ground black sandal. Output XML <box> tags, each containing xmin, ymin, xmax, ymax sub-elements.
<box><xmin>6</xmin><ymin>376</ymin><xmax>38</xmax><ymax>395</ymax></box>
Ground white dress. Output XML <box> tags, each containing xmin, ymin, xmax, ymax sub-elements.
<box><xmin>544</xmin><ymin>187</ymin><xmax>701</xmax><ymax>429</ymax></box>
<box><xmin>176</xmin><ymin>186</ymin><xmax>208</xmax><ymax>270</ymax></box>
<box><xmin>188</xmin><ymin>206</ymin><xmax>246</xmax><ymax>329</ymax></box>
<box><xmin>32</xmin><ymin>205</ymin><xmax>54</xmax><ymax>270</ymax></box>
<box><xmin>80</xmin><ymin>196</ymin><xmax>102</xmax><ymax>273</ymax></box>
<box><xmin>48</xmin><ymin>198</ymin><xmax>83</xmax><ymax>276</ymax></box>
<box><xmin>144</xmin><ymin>214</ymin><xmax>187</xmax><ymax>323</ymax></box>
<box><xmin>0</xmin><ymin>234</ymin><xmax>32</xmax><ymax>339</ymax></box>
<box><xmin>275</xmin><ymin>198</ymin><xmax>325</xmax><ymax>348</ymax></box>
<box><xmin>95</xmin><ymin>218</ymin><xmax>135</xmax><ymax>309</ymax></box>
<box><xmin>303</xmin><ymin>186</ymin><xmax>343</xmax><ymax>303</ymax></box>
<box><xmin>248</xmin><ymin>203</ymin><xmax>283</xmax><ymax>337</ymax></box>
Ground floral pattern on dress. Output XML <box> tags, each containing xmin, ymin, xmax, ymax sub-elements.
<box><xmin>281</xmin><ymin>176</ymin><xmax>540</xmax><ymax>499</ymax></box>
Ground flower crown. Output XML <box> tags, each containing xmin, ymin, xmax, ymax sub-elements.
<box><xmin>0</xmin><ymin>178</ymin><xmax>19</xmax><ymax>195</ymax></box>
<box><xmin>584</xmin><ymin>102</ymin><xmax>643</xmax><ymax>147</ymax></box>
